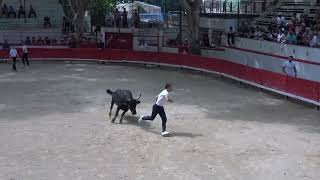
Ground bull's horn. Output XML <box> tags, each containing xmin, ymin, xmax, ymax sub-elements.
<box><xmin>136</xmin><ymin>93</ymin><xmax>141</xmax><ymax>100</ymax></box>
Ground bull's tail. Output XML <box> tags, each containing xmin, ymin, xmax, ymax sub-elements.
<box><xmin>106</xmin><ymin>89</ymin><xmax>113</xmax><ymax>95</ymax></box>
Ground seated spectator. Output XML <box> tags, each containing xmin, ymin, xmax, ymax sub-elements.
<box><xmin>31</xmin><ymin>36</ymin><xmax>36</xmax><ymax>44</ymax></box>
<box><xmin>51</xmin><ymin>38</ymin><xmax>57</xmax><ymax>45</ymax></box>
<box><xmin>44</xmin><ymin>36</ymin><xmax>51</xmax><ymax>45</ymax></box>
<box><xmin>44</xmin><ymin>16</ymin><xmax>52</xmax><ymax>28</ymax></box>
<box><xmin>8</xmin><ymin>6</ymin><xmax>16</xmax><ymax>18</ymax></box>
<box><xmin>287</xmin><ymin>31</ymin><xmax>297</xmax><ymax>44</ymax></box>
<box><xmin>1</xmin><ymin>4</ymin><xmax>8</xmax><ymax>17</ymax></box>
<box><xmin>37</xmin><ymin>37</ymin><xmax>45</xmax><ymax>45</ymax></box>
<box><xmin>277</xmin><ymin>30</ymin><xmax>286</xmax><ymax>43</ymax></box>
<box><xmin>18</xmin><ymin>5</ymin><xmax>25</xmax><ymax>18</ymax></box>
<box><xmin>309</xmin><ymin>33</ymin><xmax>318</xmax><ymax>47</ymax></box>
<box><xmin>254</xmin><ymin>28</ymin><xmax>262</xmax><ymax>40</ymax></box>
<box><xmin>25</xmin><ymin>36</ymin><xmax>31</xmax><ymax>45</ymax></box>
<box><xmin>29</xmin><ymin>5</ymin><xmax>36</xmax><ymax>18</ymax></box>
<box><xmin>301</xmin><ymin>29</ymin><xmax>311</xmax><ymax>46</ymax></box>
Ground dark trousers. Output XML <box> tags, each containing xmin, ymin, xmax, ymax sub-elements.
<box><xmin>22</xmin><ymin>53</ymin><xmax>29</xmax><ymax>66</ymax></box>
<box><xmin>12</xmin><ymin>57</ymin><xmax>17</xmax><ymax>71</ymax></box>
<box><xmin>142</xmin><ymin>104</ymin><xmax>167</xmax><ymax>132</ymax></box>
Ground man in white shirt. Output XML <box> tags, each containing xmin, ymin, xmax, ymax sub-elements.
<box><xmin>282</xmin><ymin>56</ymin><xmax>297</xmax><ymax>77</ymax></box>
<box><xmin>9</xmin><ymin>47</ymin><xmax>18</xmax><ymax>71</ymax></box>
<box><xmin>139</xmin><ymin>83</ymin><xmax>174</xmax><ymax>136</ymax></box>
<box><xmin>22</xmin><ymin>44</ymin><xmax>30</xmax><ymax>67</ymax></box>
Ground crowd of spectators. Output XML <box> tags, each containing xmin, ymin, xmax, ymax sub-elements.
<box><xmin>24</xmin><ymin>36</ymin><xmax>58</xmax><ymax>45</ymax></box>
<box><xmin>105</xmin><ymin>8</ymin><xmax>140</xmax><ymax>28</ymax></box>
<box><xmin>1</xmin><ymin>4</ymin><xmax>36</xmax><ymax>18</ymax></box>
<box><xmin>239</xmin><ymin>11</ymin><xmax>320</xmax><ymax>48</ymax></box>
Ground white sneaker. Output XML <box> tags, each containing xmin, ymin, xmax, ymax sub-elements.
<box><xmin>161</xmin><ymin>131</ymin><xmax>170</xmax><ymax>137</ymax></box>
<box><xmin>138</xmin><ymin>116</ymin><xmax>144</xmax><ymax>124</ymax></box>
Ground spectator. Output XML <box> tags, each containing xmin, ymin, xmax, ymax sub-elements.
<box><xmin>282</xmin><ymin>56</ymin><xmax>297</xmax><ymax>77</ymax></box>
<box><xmin>44</xmin><ymin>36</ymin><xmax>51</xmax><ymax>45</ymax></box>
<box><xmin>8</xmin><ymin>6</ymin><xmax>16</xmax><ymax>18</ymax></box>
<box><xmin>132</xmin><ymin>9</ymin><xmax>140</xmax><ymax>28</ymax></box>
<box><xmin>3</xmin><ymin>39</ymin><xmax>9</xmax><ymax>50</ymax></box>
<box><xmin>62</xmin><ymin>16</ymin><xmax>67</xmax><ymax>33</ymax></box>
<box><xmin>97</xmin><ymin>40</ymin><xmax>104</xmax><ymax>49</ymax></box>
<box><xmin>122</xmin><ymin>8</ymin><xmax>128</xmax><ymax>28</ymax></box>
<box><xmin>309</xmin><ymin>33</ymin><xmax>318</xmax><ymax>47</ymax></box>
<box><xmin>51</xmin><ymin>38</ymin><xmax>57</xmax><ymax>45</ymax></box>
<box><xmin>114</xmin><ymin>8</ymin><xmax>121</xmax><ymax>28</ymax></box>
<box><xmin>287</xmin><ymin>31</ymin><xmax>297</xmax><ymax>44</ymax></box>
<box><xmin>254</xmin><ymin>28</ymin><xmax>262</xmax><ymax>40</ymax></box>
<box><xmin>32</xmin><ymin>36</ymin><xmax>36</xmax><ymax>45</ymax></box>
<box><xmin>1</xmin><ymin>4</ymin><xmax>8</xmax><ymax>17</ymax></box>
<box><xmin>37</xmin><ymin>37</ymin><xmax>45</xmax><ymax>45</ymax></box>
<box><xmin>277</xmin><ymin>30</ymin><xmax>286</xmax><ymax>43</ymax></box>
<box><xmin>25</xmin><ymin>36</ymin><xmax>31</xmax><ymax>45</ymax></box>
<box><xmin>29</xmin><ymin>5</ymin><xmax>36</xmax><ymax>18</ymax></box>
<box><xmin>44</xmin><ymin>16</ymin><xmax>52</xmax><ymax>28</ymax></box>
<box><xmin>227</xmin><ymin>26</ymin><xmax>235</xmax><ymax>46</ymax></box>
<box><xmin>93</xmin><ymin>25</ymin><xmax>100</xmax><ymax>36</ymax></box>
<box><xmin>183</xmin><ymin>39</ymin><xmax>189</xmax><ymax>47</ymax></box>
<box><xmin>18</xmin><ymin>5</ymin><xmax>25</xmax><ymax>18</ymax></box>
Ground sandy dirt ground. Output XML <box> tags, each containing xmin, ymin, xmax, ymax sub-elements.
<box><xmin>0</xmin><ymin>61</ymin><xmax>319</xmax><ymax>180</ymax></box>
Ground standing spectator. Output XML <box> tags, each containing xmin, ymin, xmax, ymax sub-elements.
<box><xmin>114</xmin><ymin>8</ymin><xmax>121</xmax><ymax>28</ymax></box>
<box><xmin>62</xmin><ymin>16</ymin><xmax>67</xmax><ymax>33</ymax></box>
<box><xmin>8</xmin><ymin>6</ymin><xmax>16</xmax><ymax>18</ymax></box>
<box><xmin>22</xmin><ymin>44</ymin><xmax>29</xmax><ymax>68</ymax></box>
<box><xmin>9</xmin><ymin>47</ymin><xmax>18</xmax><ymax>72</ymax></box>
<box><xmin>133</xmin><ymin>9</ymin><xmax>140</xmax><ymax>28</ymax></box>
<box><xmin>1</xmin><ymin>3</ymin><xmax>8</xmax><ymax>17</ymax></box>
<box><xmin>282</xmin><ymin>56</ymin><xmax>297</xmax><ymax>77</ymax></box>
<box><xmin>29</xmin><ymin>5</ymin><xmax>36</xmax><ymax>18</ymax></box>
<box><xmin>122</xmin><ymin>8</ymin><xmax>128</xmax><ymax>28</ymax></box>
<box><xmin>18</xmin><ymin>5</ymin><xmax>25</xmax><ymax>18</ymax></box>
<box><xmin>227</xmin><ymin>26</ymin><xmax>235</xmax><ymax>46</ymax></box>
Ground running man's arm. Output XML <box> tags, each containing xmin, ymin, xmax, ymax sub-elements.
<box><xmin>166</xmin><ymin>94</ymin><xmax>173</xmax><ymax>103</ymax></box>
<box><xmin>282</xmin><ymin>63</ymin><xmax>286</xmax><ymax>74</ymax></box>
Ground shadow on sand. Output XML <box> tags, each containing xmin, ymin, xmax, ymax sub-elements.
<box><xmin>117</xmin><ymin>116</ymin><xmax>202</xmax><ymax>138</ymax></box>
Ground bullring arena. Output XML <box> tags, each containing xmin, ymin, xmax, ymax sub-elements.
<box><xmin>0</xmin><ymin>49</ymin><xmax>320</xmax><ymax>180</ymax></box>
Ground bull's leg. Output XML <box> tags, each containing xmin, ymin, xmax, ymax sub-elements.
<box><xmin>111</xmin><ymin>107</ymin><xmax>120</xmax><ymax>123</ymax></box>
<box><xmin>109</xmin><ymin>101</ymin><xmax>114</xmax><ymax>117</ymax></box>
<box><xmin>119</xmin><ymin>110</ymin><xmax>128</xmax><ymax>124</ymax></box>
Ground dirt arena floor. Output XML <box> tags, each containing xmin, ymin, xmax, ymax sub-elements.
<box><xmin>0</xmin><ymin>61</ymin><xmax>319</xmax><ymax>180</ymax></box>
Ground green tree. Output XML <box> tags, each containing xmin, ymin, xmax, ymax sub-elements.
<box><xmin>179</xmin><ymin>0</ymin><xmax>201</xmax><ymax>54</ymax></box>
<box><xmin>91</xmin><ymin>0</ymin><xmax>117</xmax><ymax>26</ymax></box>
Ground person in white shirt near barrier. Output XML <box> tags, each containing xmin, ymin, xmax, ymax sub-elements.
<box><xmin>139</xmin><ymin>83</ymin><xmax>174</xmax><ymax>137</ymax></box>
<box><xmin>9</xmin><ymin>47</ymin><xmax>18</xmax><ymax>72</ymax></box>
<box><xmin>22</xmin><ymin>44</ymin><xmax>30</xmax><ymax>68</ymax></box>
<box><xmin>282</xmin><ymin>56</ymin><xmax>297</xmax><ymax>78</ymax></box>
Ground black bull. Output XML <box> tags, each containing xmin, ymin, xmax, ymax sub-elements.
<box><xmin>106</xmin><ymin>89</ymin><xmax>141</xmax><ymax>123</ymax></box>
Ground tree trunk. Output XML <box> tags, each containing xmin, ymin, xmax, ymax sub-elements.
<box><xmin>189</xmin><ymin>5</ymin><xmax>201</xmax><ymax>54</ymax></box>
<box><xmin>180</xmin><ymin>0</ymin><xmax>201</xmax><ymax>55</ymax></box>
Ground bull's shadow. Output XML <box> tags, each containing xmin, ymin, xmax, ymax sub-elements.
<box><xmin>111</xmin><ymin>116</ymin><xmax>202</xmax><ymax>138</ymax></box>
